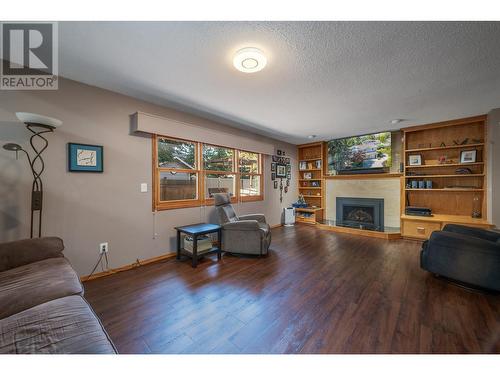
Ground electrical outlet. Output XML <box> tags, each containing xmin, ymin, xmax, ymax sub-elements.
<box><xmin>99</xmin><ymin>242</ymin><xmax>109</xmax><ymax>254</ymax></box>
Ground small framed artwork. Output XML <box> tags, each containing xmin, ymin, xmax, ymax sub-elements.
<box><xmin>68</xmin><ymin>143</ymin><xmax>103</xmax><ymax>172</ymax></box>
<box><xmin>287</xmin><ymin>172</ymin><xmax>291</xmax><ymax>179</ymax></box>
<box><xmin>315</xmin><ymin>160</ymin><xmax>322</xmax><ymax>169</ymax></box>
<box><xmin>311</xmin><ymin>181</ymin><xmax>320</xmax><ymax>187</ymax></box>
<box><xmin>460</xmin><ymin>150</ymin><xmax>477</xmax><ymax>164</ymax></box>
<box><xmin>303</xmin><ymin>172</ymin><xmax>312</xmax><ymax>179</ymax></box>
<box><xmin>273</xmin><ymin>181</ymin><xmax>278</xmax><ymax>189</ymax></box>
<box><xmin>277</xmin><ymin>150</ymin><xmax>282</xmax><ymax>156</ymax></box>
<box><xmin>276</xmin><ymin>164</ymin><xmax>287</xmax><ymax>178</ymax></box>
<box><xmin>286</xmin><ymin>179</ymin><xmax>290</xmax><ymax>187</ymax></box>
<box><xmin>271</xmin><ymin>172</ymin><xmax>276</xmax><ymax>180</ymax></box>
<box><xmin>286</xmin><ymin>164</ymin><xmax>291</xmax><ymax>172</ymax></box>
<box><xmin>272</xmin><ymin>155</ymin><xmax>278</xmax><ymax>162</ymax></box>
<box><xmin>408</xmin><ymin>154</ymin><xmax>422</xmax><ymax>166</ymax></box>
<box><xmin>271</xmin><ymin>162</ymin><xmax>276</xmax><ymax>172</ymax></box>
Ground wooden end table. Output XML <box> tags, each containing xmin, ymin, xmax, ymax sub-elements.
<box><xmin>174</xmin><ymin>223</ymin><xmax>222</xmax><ymax>268</ymax></box>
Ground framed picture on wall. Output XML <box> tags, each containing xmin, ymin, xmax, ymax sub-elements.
<box><xmin>68</xmin><ymin>143</ymin><xmax>103</xmax><ymax>172</ymax></box>
<box><xmin>271</xmin><ymin>172</ymin><xmax>276</xmax><ymax>180</ymax></box>
<box><xmin>271</xmin><ymin>162</ymin><xmax>276</xmax><ymax>172</ymax></box>
<box><xmin>276</xmin><ymin>164</ymin><xmax>287</xmax><ymax>178</ymax></box>
<box><xmin>274</xmin><ymin>181</ymin><xmax>278</xmax><ymax>189</ymax></box>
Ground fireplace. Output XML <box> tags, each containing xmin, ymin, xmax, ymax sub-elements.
<box><xmin>336</xmin><ymin>197</ymin><xmax>384</xmax><ymax>231</ymax></box>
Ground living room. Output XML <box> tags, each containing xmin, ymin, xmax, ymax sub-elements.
<box><xmin>1</xmin><ymin>2</ymin><xmax>500</xmax><ymax>374</ymax></box>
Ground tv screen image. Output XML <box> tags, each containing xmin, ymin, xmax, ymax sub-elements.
<box><xmin>327</xmin><ymin>132</ymin><xmax>392</xmax><ymax>173</ymax></box>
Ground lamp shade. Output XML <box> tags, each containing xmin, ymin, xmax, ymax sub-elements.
<box><xmin>16</xmin><ymin>112</ymin><xmax>62</xmax><ymax>129</ymax></box>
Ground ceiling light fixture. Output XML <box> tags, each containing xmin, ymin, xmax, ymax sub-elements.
<box><xmin>307</xmin><ymin>135</ymin><xmax>317</xmax><ymax>139</ymax></box>
<box><xmin>233</xmin><ymin>47</ymin><xmax>267</xmax><ymax>73</ymax></box>
<box><xmin>390</xmin><ymin>119</ymin><xmax>404</xmax><ymax>124</ymax></box>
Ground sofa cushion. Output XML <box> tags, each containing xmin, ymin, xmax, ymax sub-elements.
<box><xmin>0</xmin><ymin>257</ymin><xmax>83</xmax><ymax>319</ymax></box>
<box><xmin>0</xmin><ymin>295</ymin><xmax>116</xmax><ymax>354</ymax></box>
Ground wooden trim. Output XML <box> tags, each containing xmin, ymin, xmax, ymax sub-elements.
<box><xmin>297</xmin><ymin>141</ymin><xmax>323</xmax><ymax>148</ymax></box>
<box><xmin>270</xmin><ymin>223</ymin><xmax>283</xmax><ymax>229</ymax></box>
<box><xmin>401</xmin><ymin>115</ymin><xmax>487</xmax><ymax>133</ymax></box>
<box><xmin>81</xmin><ymin>252</ymin><xmax>177</xmax><ymax>282</ymax></box>
<box><xmin>324</xmin><ymin>173</ymin><xmax>402</xmax><ymax>180</ymax></box>
<box><xmin>316</xmin><ymin>223</ymin><xmax>401</xmax><ymax>240</ymax></box>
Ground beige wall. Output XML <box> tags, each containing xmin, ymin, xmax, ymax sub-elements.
<box><xmin>0</xmin><ymin>78</ymin><xmax>298</xmax><ymax>275</ymax></box>
<box><xmin>325</xmin><ymin>178</ymin><xmax>401</xmax><ymax>228</ymax></box>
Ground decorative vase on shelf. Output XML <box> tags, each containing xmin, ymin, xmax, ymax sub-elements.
<box><xmin>472</xmin><ymin>194</ymin><xmax>482</xmax><ymax>218</ymax></box>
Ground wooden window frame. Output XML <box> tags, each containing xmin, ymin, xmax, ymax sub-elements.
<box><xmin>152</xmin><ymin>135</ymin><xmax>263</xmax><ymax>211</ymax></box>
<box><xmin>238</xmin><ymin>150</ymin><xmax>264</xmax><ymax>202</ymax></box>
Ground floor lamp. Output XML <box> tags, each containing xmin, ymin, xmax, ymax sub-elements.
<box><xmin>2</xmin><ymin>112</ymin><xmax>62</xmax><ymax>238</ymax></box>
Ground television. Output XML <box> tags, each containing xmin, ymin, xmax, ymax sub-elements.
<box><xmin>327</xmin><ymin>131</ymin><xmax>392</xmax><ymax>174</ymax></box>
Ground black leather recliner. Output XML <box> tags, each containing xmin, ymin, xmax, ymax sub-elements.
<box><xmin>420</xmin><ymin>224</ymin><xmax>500</xmax><ymax>291</ymax></box>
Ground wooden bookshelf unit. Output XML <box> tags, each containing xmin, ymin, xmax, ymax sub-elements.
<box><xmin>296</xmin><ymin>142</ymin><xmax>325</xmax><ymax>224</ymax></box>
<box><xmin>401</xmin><ymin>115</ymin><xmax>493</xmax><ymax>239</ymax></box>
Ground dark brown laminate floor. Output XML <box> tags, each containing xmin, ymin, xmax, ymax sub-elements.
<box><xmin>84</xmin><ymin>225</ymin><xmax>500</xmax><ymax>354</ymax></box>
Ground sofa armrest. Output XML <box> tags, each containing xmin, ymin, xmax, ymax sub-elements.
<box><xmin>442</xmin><ymin>224</ymin><xmax>500</xmax><ymax>243</ymax></box>
<box><xmin>0</xmin><ymin>237</ymin><xmax>64</xmax><ymax>272</ymax></box>
<box><xmin>427</xmin><ymin>231</ymin><xmax>499</xmax><ymax>255</ymax></box>
<box><xmin>238</xmin><ymin>214</ymin><xmax>266</xmax><ymax>224</ymax></box>
<box><xmin>223</xmin><ymin>220</ymin><xmax>260</xmax><ymax>231</ymax></box>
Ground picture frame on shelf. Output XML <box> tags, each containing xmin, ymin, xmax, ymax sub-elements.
<box><xmin>299</xmin><ymin>161</ymin><xmax>307</xmax><ymax>170</ymax></box>
<box><xmin>303</xmin><ymin>172</ymin><xmax>312</xmax><ymax>179</ymax></box>
<box><xmin>311</xmin><ymin>181</ymin><xmax>320</xmax><ymax>187</ymax></box>
<box><xmin>408</xmin><ymin>154</ymin><xmax>422</xmax><ymax>166</ymax></box>
<box><xmin>460</xmin><ymin>149</ymin><xmax>477</xmax><ymax>164</ymax></box>
<box><xmin>315</xmin><ymin>160</ymin><xmax>321</xmax><ymax>169</ymax></box>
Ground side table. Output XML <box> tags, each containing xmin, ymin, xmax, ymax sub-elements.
<box><xmin>174</xmin><ymin>223</ymin><xmax>222</xmax><ymax>268</ymax></box>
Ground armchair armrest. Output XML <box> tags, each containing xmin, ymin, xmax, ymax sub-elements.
<box><xmin>442</xmin><ymin>224</ymin><xmax>500</xmax><ymax>242</ymax></box>
<box><xmin>0</xmin><ymin>237</ymin><xmax>64</xmax><ymax>272</ymax></box>
<box><xmin>223</xmin><ymin>220</ymin><xmax>260</xmax><ymax>231</ymax></box>
<box><xmin>238</xmin><ymin>214</ymin><xmax>266</xmax><ymax>224</ymax></box>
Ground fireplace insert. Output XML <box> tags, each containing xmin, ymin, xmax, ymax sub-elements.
<box><xmin>336</xmin><ymin>197</ymin><xmax>384</xmax><ymax>231</ymax></box>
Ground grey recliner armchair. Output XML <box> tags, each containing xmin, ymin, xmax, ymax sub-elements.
<box><xmin>214</xmin><ymin>193</ymin><xmax>271</xmax><ymax>256</ymax></box>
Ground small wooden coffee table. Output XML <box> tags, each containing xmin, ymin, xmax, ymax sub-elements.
<box><xmin>174</xmin><ymin>223</ymin><xmax>222</xmax><ymax>268</ymax></box>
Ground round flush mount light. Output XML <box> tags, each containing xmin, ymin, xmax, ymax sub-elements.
<box><xmin>233</xmin><ymin>47</ymin><xmax>267</xmax><ymax>73</ymax></box>
<box><xmin>307</xmin><ymin>135</ymin><xmax>317</xmax><ymax>139</ymax></box>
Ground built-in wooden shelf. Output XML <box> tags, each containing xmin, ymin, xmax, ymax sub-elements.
<box><xmin>405</xmin><ymin>143</ymin><xmax>484</xmax><ymax>153</ymax></box>
<box><xmin>406</xmin><ymin>188</ymin><xmax>484</xmax><ymax>192</ymax></box>
<box><xmin>400</xmin><ymin>213</ymin><xmax>492</xmax><ymax>226</ymax></box>
<box><xmin>401</xmin><ymin>115</ymin><xmax>491</xmax><ymax>239</ymax></box>
<box><xmin>299</xmin><ymin>157</ymin><xmax>322</xmax><ymax>162</ymax></box>
<box><xmin>404</xmin><ymin>174</ymin><xmax>484</xmax><ymax>178</ymax></box>
<box><xmin>406</xmin><ymin>162</ymin><xmax>484</xmax><ymax>168</ymax></box>
<box><xmin>324</xmin><ymin>173</ymin><xmax>402</xmax><ymax>180</ymax></box>
<box><xmin>297</xmin><ymin>142</ymin><xmax>325</xmax><ymax>225</ymax></box>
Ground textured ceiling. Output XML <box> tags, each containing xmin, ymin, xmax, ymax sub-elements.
<box><xmin>58</xmin><ymin>21</ymin><xmax>500</xmax><ymax>144</ymax></box>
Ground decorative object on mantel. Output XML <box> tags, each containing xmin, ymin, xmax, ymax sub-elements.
<box><xmin>2</xmin><ymin>112</ymin><xmax>62</xmax><ymax>238</ymax></box>
<box><xmin>68</xmin><ymin>143</ymin><xmax>104</xmax><ymax>172</ymax></box>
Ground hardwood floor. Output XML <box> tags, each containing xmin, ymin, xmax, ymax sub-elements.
<box><xmin>84</xmin><ymin>225</ymin><xmax>500</xmax><ymax>354</ymax></box>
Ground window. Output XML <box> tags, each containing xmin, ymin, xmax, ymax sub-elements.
<box><xmin>238</xmin><ymin>151</ymin><xmax>262</xmax><ymax>200</ymax></box>
<box><xmin>152</xmin><ymin>135</ymin><xmax>263</xmax><ymax>210</ymax></box>
<box><xmin>154</xmin><ymin>137</ymin><xmax>200</xmax><ymax>209</ymax></box>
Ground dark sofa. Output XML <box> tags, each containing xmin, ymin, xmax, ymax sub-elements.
<box><xmin>0</xmin><ymin>237</ymin><xmax>116</xmax><ymax>354</ymax></box>
<box><xmin>421</xmin><ymin>224</ymin><xmax>500</xmax><ymax>291</ymax></box>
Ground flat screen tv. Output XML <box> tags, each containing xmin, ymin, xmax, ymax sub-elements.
<box><xmin>327</xmin><ymin>131</ymin><xmax>392</xmax><ymax>174</ymax></box>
